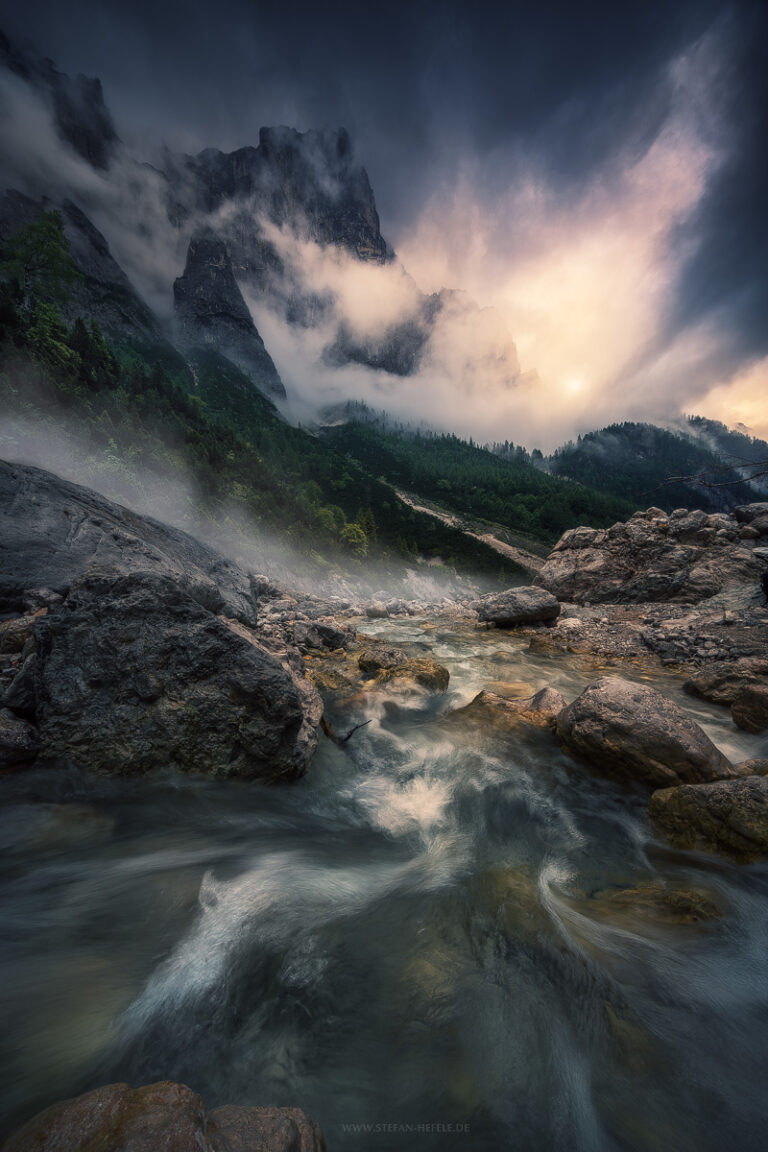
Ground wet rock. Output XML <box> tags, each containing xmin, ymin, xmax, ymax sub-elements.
<box><xmin>482</xmin><ymin>680</ymin><xmax>535</xmax><ymax>699</ymax></box>
<box><xmin>731</xmin><ymin>684</ymin><xmax>768</xmax><ymax>733</ymax></box>
<box><xmin>556</xmin><ymin>676</ymin><xmax>736</xmax><ymax>787</ymax></box>
<box><xmin>476</xmin><ymin>587</ymin><xmax>560</xmax><ymax>627</ymax></box>
<box><xmin>445</xmin><ymin>686</ymin><xmax>565</xmax><ymax>735</ymax></box>
<box><xmin>0</xmin><ymin>1080</ymin><xmax>326</xmax><ymax>1152</ymax></box>
<box><xmin>733</xmin><ymin>758</ymin><xmax>768</xmax><ymax>776</ymax></box>
<box><xmin>0</xmin><ymin>706</ymin><xmax>38</xmax><ymax>768</ymax></box>
<box><xmin>374</xmin><ymin>658</ymin><xmax>450</xmax><ymax>692</ymax></box>
<box><xmin>29</xmin><ymin>572</ymin><xmax>321</xmax><ymax>780</ymax></box>
<box><xmin>649</xmin><ymin>775</ymin><xmax>768</xmax><ymax>857</ymax></box>
<box><xmin>683</xmin><ymin>659</ymin><xmax>768</xmax><ymax>705</ymax></box>
<box><xmin>574</xmin><ymin>881</ymin><xmax>723</xmax><ymax>927</ymax></box>
<box><xmin>358</xmin><ymin>644</ymin><xmax>409</xmax><ymax>675</ymax></box>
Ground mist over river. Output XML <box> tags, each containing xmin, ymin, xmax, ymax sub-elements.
<box><xmin>2</xmin><ymin>616</ymin><xmax>768</xmax><ymax>1151</ymax></box>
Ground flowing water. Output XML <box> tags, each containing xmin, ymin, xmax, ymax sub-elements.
<box><xmin>2</xmin><ymin>617</ymin><xmax>768</xmax><ymax>1150</ymax></box>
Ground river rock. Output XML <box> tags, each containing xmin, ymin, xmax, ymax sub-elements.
<box><xmin>683</xmin><ymin>659</ymin><xmax>768</xmax><ymax>705</ymax></box>
<box><xmin>375</xmin><ymin>657</ymin><xmax>450</xmax><ymax>692</ymax></box>
<box><xmin>0</xmin><ymin>1080</ymin><xmax>326</xmax><ymax>1152</ymax></box>
<box><xmin>18</xmin><ymin>571</ymin><xmax>321</xmax><ymax>780</ymax></box>
<box><xmin>476</xmin><ymin>587</ymin><xmax>560</xmax><ymax>627</ymax></box>
<box><xmin>445</xmin><ymin>686</ymin><xmax>565</xmax><ymax>735</ymax></box>
<box><xmin>556</xmin><ymin>676</ymin><xmax>736</xmax><ymax>787</ymax></box>
<box><xmin>358</xmin><ymin>644</ymin><xmax>409</xmax><ymax>675</ymax></box>
<box><xmin>649</xmin><ymin>775</ymin><xmax>768</xmax><ymax>857</ymax></box>
<box><xmin>535</xmin><ymin>506</ymin><xmax>764</xmax><ymax>604</ymax></box>
<box><xmin>0</xmin><ymin>706</ymin><xmax>38</xmax><ymax>768</ymax></box>
<box><xmin>731</xmin><ymin>684</ymin><xmax>768</xmax><ymax>734</ymax></box>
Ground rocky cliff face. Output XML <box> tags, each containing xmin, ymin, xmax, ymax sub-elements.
<box><xmin>173</xmin><ymin>235</ymin><xmax>286</xmax><ymax>398</ymax></box>
<box><xmin>0</xmin><ymin>459</ymin><xmax>322</xmax><ymax>779</ymax></box>
<box><xmin>168</xmin><ymin>126</ymin><xmax>390</xmax><ymax>265</ymax></box>
<box><xmin>0</xmin><ymin>32</ymin><xmax>119</xmax><ymax>170</ymax></box>
<box><xmin>0</xmin><ymin>189</ymin><xmax>163</xmax><ymax>348</ymax></box>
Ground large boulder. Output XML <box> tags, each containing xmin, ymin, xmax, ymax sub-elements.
<box><xmin>731</xmin><ymin>684</ymin><xmax>768</xmax><ymax>734</ymax></box>
<box><xmin>556</xmin><ymin>676</ymin><xmax>736</xmax><ymax>787</ymax></box>
<box><xmin>535</xmin><ymin>507</ymin><xmax>764</xmax><ymax>604</ymax></box>
<box><xmin>358</xmin><ymin>644</ymin><xmax>409</xmax><ymax>675</ymax></box>
<box><xmin>476</xmin><ymin>587</ymin><xmax>560</xmax><ymax>627</ymax></box>
<box><xmin>9</xmin><ymin>572</ymin><xmax>321</xmax><ymax>780</ymax></box>
<box><xmin>649</xmin><ymin>775</ymin><xmax>768</xmax><ymax>857</ymax></box>
<box><xmin>0</xmin><ymin>459</ymin><xmax>258</xmax><ymax>622</ymax></box>
<box><xmin>0</xmin><ymin>1080</ymin><xmax>326</xmax><ymax>1152</ymax></box>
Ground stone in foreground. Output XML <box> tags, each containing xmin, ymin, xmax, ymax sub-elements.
<box><xmin>22</xmin><ymin>572</ymin><xmax>321</xmax><ymax>780</ymax></box>
<box><xmin>0</xmin><ymin>1080</ymin><xmax>326</xmax><ymax>1152</ymax></box>
<box><xmin>649</xmin><ymin>775</ymin><xmax>768</xmax><ymax>857</ymax></box>
<box><xmin>477</xmin><ymin>587</ymin><xmax>560</xmax><ymax>627</ymax></box>
<box><xmin>556</xmin><ymin>676</ymin><xmax>736</xmax><ymax>788</ymax></box>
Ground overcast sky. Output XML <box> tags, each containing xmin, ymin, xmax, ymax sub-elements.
<box><xmin>2</xmin><ymin>0</ymin><xmax>767</xmax><ymax>441</ymax></box>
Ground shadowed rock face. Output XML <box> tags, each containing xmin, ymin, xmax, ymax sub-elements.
<box><xmin>0</xmin><ymin>1079</ymin><xmax>326</xmax><ymax>1152</ymax></box>
<box><xmin>731</xmin><ymin>684</ymin><xmax>768</xmax><ymax>734</ymax></box>
<box><xmin>0</xmin><ymin>32</ymin><xmax>119</xmax><ymax>170</ymax></box>
<box><xmin>556</xmin><ymin>676</ymin><xmax>737</xmax><ymax>788</ymax></box>
<box><xmin>174</xmin><ymin>235</ymin><xmax>286</xmax><ymax>399</ymax></box>
<box><xmin>536</xmin><ymin>506</ymin><xmax>765</xmax><ymax>604</ymax></box>
<box><xmin>0</xmin><ymin>190</ymin><xmax>162</xmax><ymax>347</ymax></box>
<box><xmin>649</xmin><ymin>775</ymin><xmax>768</xmax><ymax>857</ymax></box>
<box><xmin>170</xmin><ymin>126</ymin><xmax>390</xmax><ymax>265</ymax></box>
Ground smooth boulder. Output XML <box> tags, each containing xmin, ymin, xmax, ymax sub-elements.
<box><xmin>649</xmin><ymin>775</ymin><xmax>768</xmax><ymax>857</ymax></box>
<box><xmin>477</xmin><ymin>587</ymin><xmax>560</xmax><ymax>627</ymax></box>
<box><xmin>556</xmin><ymin>676</ymin><xmax>736</xmax><ymax>787</ymax></box>
<box><xmin>445</xmin><ymin>686</ymin><xmax>566</xmax><ymax>735</ymax></box>
<box><xmin>0</xmin><ymin>1080</ymin><xmax>326</xmax><ymax>1152</ymax></box>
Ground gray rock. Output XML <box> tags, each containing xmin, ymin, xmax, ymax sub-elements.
<box><xmin>683</xmin><ymin>659</ymin><xmax>768</xmax><ymax>705</ymax></box>
<box><xmin>358</xmin><ymin>645</ymin><xmax>409</xmax><ymax>675</ymax></box>
<box><xmin>649</xmin><ymin>775</ymin><xmax>768</xmax><ymax>857</ymax></box>
<box><xmin>0</xmin><ymin>459</ymin><xmax>257</xmax><ymax>623</ymax></box>
<box><xmin>173</xmin><ymin>234</ymin><xmax>286</xmax><ymax>399</ymax></box>
<box><xmin>29</xmin><ymin>572</ymin><xmax>320</xmax><ymax>780</ymax></box>
<box><xmin>0</xmin><ymin>706</ymin><xmax>38</xmax><ymax>768</ymax></box>
<box><xmin>536</xmin><ymin>507</ymin><xmax>763</xmax><ymax>604</ymax></box>
<box><xmin>556</xmin><ymin>676</ymin><xmax>736</xmax><ymax>787</ymax></box>
<box><xmin>733</xmin><ymin>503</ymin><xmax>768</xmax><ymax>524</ymax></box>
<box><xmin>477</xmin><ymin>587</ymin><xmax>560</xmax><ymax>627</ymax></box>
<box><xmin>0</xmin><ymin>1079</ymin><xmax>326</xmax><ymax>1152</ymax></box>
<box><xmin>731</xmin><ymin>684</ymin><xmax>768</xmax><ymax>734</ymax></box>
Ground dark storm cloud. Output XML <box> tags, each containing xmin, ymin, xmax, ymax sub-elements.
<box><xmin>1</xmin><ymin>0</ymin><xmax>766</xmax><ymax>435</ymax></box>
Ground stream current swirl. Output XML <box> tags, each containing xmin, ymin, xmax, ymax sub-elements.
<box><xmin>2</xmin><ymin>616</ymin><xmax>768</xmax><ymax>1150</ymax></box>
